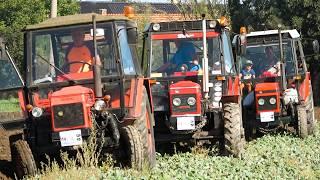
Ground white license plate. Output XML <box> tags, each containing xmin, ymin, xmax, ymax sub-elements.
<box><xmin>260</xmin><ymin>112</ymin><xmax>275</xmax><ymax>122</ymax></box>
<box><xmin>177</xmin><ymin>116</ymin><xmax>195</xmax><ymax>130</ymax></box>
<box><xmin>59</xmin><ymin>129</ymin><xmax>83</xmax><ymax>147</ymax></box>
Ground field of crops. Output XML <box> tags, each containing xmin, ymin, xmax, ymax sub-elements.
<box><xmin>35</xmin><ymin>124</ymin><xmax>320</xmax><ymax>180</ymax></box>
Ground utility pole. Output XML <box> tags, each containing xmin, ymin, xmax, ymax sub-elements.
<box><xmin>51</xmin><ymin>0</ymin><xmax>57</xmax><ymax>18</ymax></box>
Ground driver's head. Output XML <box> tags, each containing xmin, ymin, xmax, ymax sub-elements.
<box><xmin>72</xmin><ymin>30</ymin><xmax>85</xmax><ymax>47</ymax></box>
<box><xmin>265</xmin><ymin>46</ymin><xmax>274</xmax><ymax>58</ymax></box>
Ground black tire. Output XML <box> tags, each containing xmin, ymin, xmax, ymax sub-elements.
<box><xmin>223</xmin><ymin>102</ymin><xmax>245</xmax><ymax>157</ymax></box>
<box><xmin>11</xmin><ymin>140</ymin><xmax>37</xmax><ymax>179</ymax></box>
<box><xmin>297</xmin><ymin>105</ymin><xmax>308</xmax><ymax>138</ymax></box>
<box><xmin>133</xmin><ymin>90</ymin><xmax>156</xmax><ymax>168</ymax></box>
<box><xmin>119</xmin><ymin>126</ymin><xmax>143</xmax><ymax>170</ymax></box>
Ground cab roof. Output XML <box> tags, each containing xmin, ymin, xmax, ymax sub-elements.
<box><xmin>25</xmin><ymin>13</ymin><xmax>128</xmax><ymax>31</ymax></box>
<box><xmin>246</xmin><ymin>29</ymin><xmax>300</xmax><ymax>39</ymax></box>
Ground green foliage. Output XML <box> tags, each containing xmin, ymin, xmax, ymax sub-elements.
<box><xmin>37</xmin><ymin>124</ymin><xmax>320</xmax><ymax>179</ymax></box>
<box><xmin>0</xmin><ymin>0</ymin><xmax>79</xmax><ymax>71</ymax></box>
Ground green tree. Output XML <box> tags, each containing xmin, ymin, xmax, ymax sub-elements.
<box><xmin>0</xmin><ymin>0</ymin><xmax>79</xmax><ymax>71</ymax></box>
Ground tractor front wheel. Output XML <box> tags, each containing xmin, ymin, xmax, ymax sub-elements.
<box><xmin>119</xmin><ymin>126</ymin><xmax>143</xmax><ymax>170</ymax></box>
<box><xmin>297</xmin><ymin>105</ymin><xmax>308</xmax><ymax>138</ymax></box>
<box><xmin>223</xmin><ymin>102</ymin><xmax>245</xmax><ymax>157</ymax></box>
<box><xmin>133</xmin><ymin>91</ymin><xmax>156</xmax><ymax>168</ymax></box>
<box><xmin>11</xmin><ymin>140</ymin><xmax>37</xmax><ymax>179</ymax></box>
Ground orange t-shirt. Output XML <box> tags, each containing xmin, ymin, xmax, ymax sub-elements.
<box><xmin>67</xmin><ymin>45</ymin><xmax>93</xmax><ymax>73</ymax></box>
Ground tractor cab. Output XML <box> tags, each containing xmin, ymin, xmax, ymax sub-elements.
<box><xmin>234</xmin><ymin>29</ymin><xmax>315</xmax><ymax>139</ymax></box>
<box><xmin>12</xmin><ymin>13</ymin><xmax>156</xmax><ymax>178</ymax></box>
<box><xmin>142</xmin><ymin>17</ymin><xmax>245</xmax><ymax>157</ymax></box>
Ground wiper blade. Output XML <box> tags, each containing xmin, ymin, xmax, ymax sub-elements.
<box><xmin>36</xmin><ymin>54</ymin><xmax>76</xmax><ymax>83</ymax></box>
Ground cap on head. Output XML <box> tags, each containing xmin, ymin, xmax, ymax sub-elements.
<box><xmin>245</xmin><ymin>59</ymin><xmax>253</xmax><ymax>65</ymax></box>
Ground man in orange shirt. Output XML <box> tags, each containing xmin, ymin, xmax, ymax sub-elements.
<box><xmin>65</xmin><ymin>30</ymin><xmax>95</xmax><ymax>73</ymax></box>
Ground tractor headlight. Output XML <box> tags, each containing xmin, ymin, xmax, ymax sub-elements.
<box><xmin>258</xmin><ymin>98</ymin><xmax>265</xmax><ymax>106</ymax></box>
<box><xmin>32</xmin><ymin>107</ymin><xmax>43</xmax><ymax>118</ymax></box>
<box><xmin>269</xmin><ymin>97</ymin><xmax>276</xmax><ymax>105</ymax></box>
<box><xmin>209</xmin><ymin>20</ymin><xmax>217</xmax><ymax>28</ymax></box>
<box><xmin>94</xmin><ymin>99</ymin><xmax>106</xmax><ymax>111</ymax></box>
<box><xmin>172</xmin><ymin>98</ymin><xmax>181</xmax><ymax>106</ymax></box>
<box><xmin>152</xmin><ymin>23</ymin><xmax>160</xmax><ymax>31</ymax></box>
<box><xmin>187</xmin><ymin>97</ymin><xmax>196</xmax><ymax>106</ymax></box>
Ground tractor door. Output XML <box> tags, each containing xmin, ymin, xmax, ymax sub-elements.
<box><xmin>0</xmin><ymin>42</ymin><xmax>26</xmax><ymax>130</ymax></box>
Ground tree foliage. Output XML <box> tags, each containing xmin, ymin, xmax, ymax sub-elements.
<box><xmin>0</xmin><ymin>0</ymin><xmax>79</xmax><ymax>70</ymax></box>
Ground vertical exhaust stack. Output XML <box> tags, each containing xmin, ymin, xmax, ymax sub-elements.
<box><xmin>202</xmin><ymin>14</ymin><xmax>209</xmax><ymax>99</ymax></box>
<box><xmin>278</xmin><ymin>27</ymin><xmax>287</xmax><ymax>90</ymax></box>
<box><xmin>92</xmin><ymin>14</ymin><xmax>103</xmax><ymax>98</ymax></box>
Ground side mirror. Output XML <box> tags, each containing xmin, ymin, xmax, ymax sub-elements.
<box><xmin>127</xmin><ymin>27</ymin><xmax>138</xmax><ymax>44</ymax></box>
<box><xmin>312</xmin><ymin>40</ymin><xmax>319</xmax><ymax>54</ymax></box>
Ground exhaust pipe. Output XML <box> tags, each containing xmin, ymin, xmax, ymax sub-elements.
<box><xmin>92</xmin><ymin>14</ymin><xmax>103</xmax><ymax>98</ymax></box>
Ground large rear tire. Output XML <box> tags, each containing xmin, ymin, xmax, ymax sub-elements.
<box><xmin>119</xmin><ymin>126</ymin><xmax>143</xmax><ymax>170</ymax></box>
<box><xmin>223</xmin><ymin>102</ymin><xmax>245</xmax><ymax>157</ymax></box>
<box><xmin>133</xmin><ymin>90</ymin><xmax>156</xmax><ymax>168</ymax></box>
<box><xmin>11</xmin><ymin>140</ymin><xmax>37</xmax><ymax>179</ymax></box>
<box><xmin>297</xmin><ymin>105</ymin><xmax>308</xmax><ymax>138</ymax></box>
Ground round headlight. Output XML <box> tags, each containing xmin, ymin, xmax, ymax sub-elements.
<box><xmin>215</xmin><ymin>82</ymin><xmax>222</xmax><ymax>87</ymax></box>
<box><xmin>269</xmin><ymin>97</ymin><xmax>276</xmax><ymax>105</ymax></box>
<box><xmin>258</xmin><ymin>98</ymin><xmax>265</xmax><ymax>105</ymax></box>
<box><xmin>209</xmin><ymin>20</ymin><xmax>217</xmax><ymax>28</ymax></box>
<box><xmin>187</xmin><ymin>97</ymin><xmax>196</xmax><ymax>106</ymax></box>
<box><xmin>172</xmin><ymin>98</ymin><xmax>181</xmax><ymax>106</ymax></box>
<box><xmin>94</xmin><ymin>99</ymin><xmax>106</xmax><ymax>111</ymax></box>
<box><xmin>32</xmin><ymin>107</ymin><xmax>43</xmax><ymax>118</ymax></box>
<box><xmin>152</xmin><ymin>23</ymin><xmax>160</xmax><ymax>31</ymax></box>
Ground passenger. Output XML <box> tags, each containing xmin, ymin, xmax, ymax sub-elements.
<box><xmin>240</xmin><ymin>60</ymin><xmax>255</xmax><ymax>93</ymax></box>
<box><xmin>239</xmin><ymin>60</ymin><xmax>255</xmax><ymax>80</ymax></box>
<box><xmin>65</xmin><ymin>30</ymin><xmax>96</xmax><ymax>73</ymax></box>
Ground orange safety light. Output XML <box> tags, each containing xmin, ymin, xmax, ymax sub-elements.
<box><xmin>240</xmin><ymin>27</ymin><xmax>247</xmax><ymax>34</ymax></box>
<box><xmin>219</xmin><ymin>16</ymin><xmax>229</xmax><ymax>27</ymax></box>
<box><xmin>124</xmin><ymin>6</ymin><xmax>135</xmax><ymax>19</ymax></box>
<box><xmin>26</xmin><ymin>104</ymin><xmax>33</xmax><ymax>112</ymax></box>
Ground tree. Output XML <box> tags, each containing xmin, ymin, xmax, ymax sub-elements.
<box><xmin>0</xmin><ymin>0</ymin><xmax>79</xmax><ymax>71</ymax></box>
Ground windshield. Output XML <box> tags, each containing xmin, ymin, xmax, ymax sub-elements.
<box><xmin>241</xmin><ymin>42</ymin><xmax>294</xmax><ymax>78</ymax></box>
<box><xmin>31</xmin><ymin>22</ymin><xmax>120</xmax><ymax>84</ymax></box>
<box><xmin>150</xmin><ymin>31</ymin><xmax>232</xmax><ymax>77</ymax></box>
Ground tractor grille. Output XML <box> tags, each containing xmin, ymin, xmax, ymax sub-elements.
<box><xmin>257</xmin><ymin>96</ymin><xmax>277</xmax><ymax>111</ymax></box>
<box><xmin>172</xmin><ymin>94</ymin><xmax>197</xmax><ymax>113</ymax></box>
<box><xmin>53</xmin><ymin>103</ymin><xmax>85</xmax><ymax>129</ymax></box>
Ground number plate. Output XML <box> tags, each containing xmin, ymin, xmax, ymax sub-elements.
<box><xmin>260</xmin><ymin>112</ymin><xmax>275</xmax><ymax>122</ymax></box>
<box><xmin>59</xmin><ymin>129</ymin><xmax>83</xmax><ymax>147</ymax></box>
<box><xmin>177</xmin><ymin>117</ymin><xmax>195</xmax><ymax>130</ymax></box>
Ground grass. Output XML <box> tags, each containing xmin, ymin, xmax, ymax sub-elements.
<box><xmin>0</xmin><ymin>98</ymin><xmax>20</xmax><ymax>112</ymax></box>
<box><xmin>32</xmin><ymin>123</ymin><xmax>320</xmax><ymax>180</ymax></box>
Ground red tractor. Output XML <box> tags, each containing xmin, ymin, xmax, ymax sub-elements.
<box><xmin>233</xmin><ymin>28</ymin><xmax>316</xmax><ymax>139</ymax></box>
<box><xmin>12</xmin><ymin>13</ymin><xmax>156</xmax><ymax>178</ymax></box>
<box><xmin>141</xmin><ymin>16</ymin><xmax>245</xmax><ymax>156</ymax></box>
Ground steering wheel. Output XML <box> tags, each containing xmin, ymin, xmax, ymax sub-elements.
<box><xmin>62</xmin><ymin>61</ymin><xmax>92</xmax><ymax>73</ymax></box>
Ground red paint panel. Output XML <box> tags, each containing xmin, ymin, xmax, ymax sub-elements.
<box><xmin>152</xmin><ymin>31</ymin><xmax>219</xmax><ymax>40</ymax></box>
<box><xmin>299</xmin><ymin>72</ymin><xmax>311</xmax><ymax>102</ymax></box>
<box><xmin>255</xmin><ymin>82</ymin><xmax>281</xmax><ymax>114</ymax></box>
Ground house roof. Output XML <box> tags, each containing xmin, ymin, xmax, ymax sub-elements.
<box><xmin>25</xmin><ymin>13</ymin><xmax>128</xmax><ymax>30</ymax></box>
<box><xmin>80</xmin><ymin>2</ymin><xmax>182</xmax><ymax>14</ymax></box>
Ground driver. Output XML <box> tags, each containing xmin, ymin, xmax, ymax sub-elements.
<box><xmin>65</xmin><ymin>30</ymin><xmax>95</xmax><ymax>73</ymax></box>
<box><xmin>157</xmin><ymin>39</ymin><xmax>197</xmax><ymax>73</ymax></box>
<box><xmin>264</xmin><ymin>46</ymin><xmax>280</xmax><ymax>76</ymax></box>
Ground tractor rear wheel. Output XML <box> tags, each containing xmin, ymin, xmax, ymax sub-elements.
<box><xmin>11</xmin><ymin>140</ymin><xmax>37</xmax><ymax>179</ymax></box>
<box><xmin>133</xmin><ymin>90</ymin><xmax>156</xmax><ymax>168</ymax></box>
<box><xmin>119</xmin><ymin>126</ymin><xmax>143</xmax><ymax>170</ymax></box>
<box><xmin>306</xmin><ymin>94</ymin><xmax>316</xmax><ymax>135</ymax></box>
<box><xmin>223</xmin><ymin>102</ymin><xmax>245</xmax><ymax>157</ymax></box>
<box><xmin>297</xmin><ymin>105</ymin><xmax>308</xmax><ymax>138</ymax></box>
